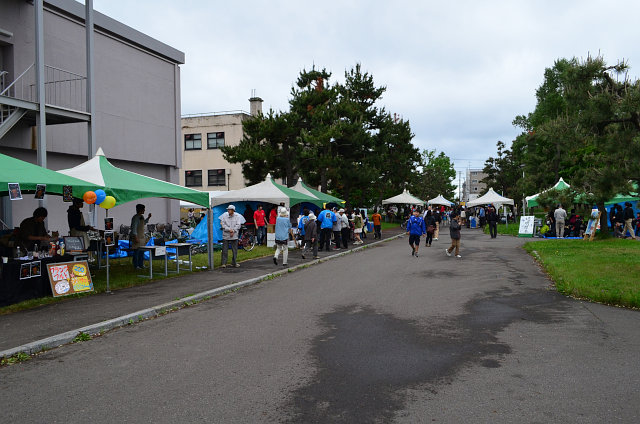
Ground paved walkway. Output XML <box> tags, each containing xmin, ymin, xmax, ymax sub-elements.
<box><xmin>0</xmin><ymin>228</ymin><xmax>403</xmax><ymax>354</ymax></box>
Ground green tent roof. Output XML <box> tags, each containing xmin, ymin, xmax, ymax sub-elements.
<box><xmin>297</xmin><ymin>180</ymin><xmax>344</xmax><ymax>205</ymax></box>
<box><xmin>58</xmin><ymin>148</ymin><xmax>210</xmax><ymax>207</ymax></box>
<box><xmin>0</xmin><ymin>153</ymin><xmax>101</xmax><ymax>197</ymax></box>
<box><xmin>526</xmin><ymin>178</ymin><xmax>571</xmax><ymax>208</ymax></box>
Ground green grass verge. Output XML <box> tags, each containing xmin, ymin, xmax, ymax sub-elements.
<box><xmin>523</xmin><ymin>238</ymin><xmax>640</xmax><ymax>308</ymax></box>
<box><xmin>482</xmin><ymin>222</ymin><xmax>520</xmax><ymax>236</ymax></box>
<box><xmin>0</xmin><ymin>245</ymin><xmax>275</xmax><ymax>315</ymax></box>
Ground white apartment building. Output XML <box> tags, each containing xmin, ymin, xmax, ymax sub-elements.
<box><xmin>462</xmin><ymin>168</ymin><xmax>487</xmax><ymax>202</ymax></box>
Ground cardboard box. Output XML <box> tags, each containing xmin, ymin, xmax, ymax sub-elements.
<box><xmin>267</xmin><ymin>224</ymin><xmax>275</xmax><ymax>233</ymax></box>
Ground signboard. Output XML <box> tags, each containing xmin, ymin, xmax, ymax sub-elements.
<box><xmin>63</xmin><ymin>236</ymin><xmax>84</xmax><ymax>253</ymax></box>
<box><xmin>518</xmin><ymin>215</ymin><xmax>535</xmax><ymax>237</ymax></box>
<box><xmin>584</xmin><ymin>211</ymin><xmax>601</xmax><ymax>241</ymax></box>
<box><xmin>47</xmin><ymin>261</ymin><xmax>93</xmax><ymax>297</ymax></box>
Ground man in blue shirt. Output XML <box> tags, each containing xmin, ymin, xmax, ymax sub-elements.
<box><xmin>317</xmin><ymin>207</ymin><xmax>336</xmax><ymax>252</ymax></box>
<box><xmin>406</xmin><ymin>209</ymin><xmax>426</xmax><ymax>257</ymax></box>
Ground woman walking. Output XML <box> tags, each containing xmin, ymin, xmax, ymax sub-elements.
<box><xmin>424</xmin><ymin>210</ymin><xmax>436</xmax><ymax>247</ymax></box>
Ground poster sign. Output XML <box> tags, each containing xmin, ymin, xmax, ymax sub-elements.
<box><xmin>154</xmin><ymin>246</ymin><xmax>166</xmax><ymax>256</ymax></box>
<box><xmin>35</xmin><ymin>184</ymin><xmax>46</xmax><ymax>199</ymax></box>
<box><xmin>584</xmin><ymin>211</ymin><xmax>601</xmax><ymax>241</ymax></box>
<box><xmin>518</xmin><ymin>216</ymin><xmax>535</xmax><ymax>237</ymax></box>
<box><xmin>104</xmin><ymin>217</ymin><xmax>113</xmax><ymax>231</ymax></box>
<box><xmin>8</xmin><ymin>183</ymin><xmax>22</xmax><ymax>200</ymax></box>
<box><xmin>62</xmin><ymin>185</ymin><xmax>73</xmax><ymax>202</ymax></box>
<box><xmin>47</xmin><ymin>261</ymin><xmax>93</xmax><ymax>297</ymax></box>
<box><xmin>104</xmin><ymin>231</ymin><xmax>115</xmax><ymax>247</ymax></box>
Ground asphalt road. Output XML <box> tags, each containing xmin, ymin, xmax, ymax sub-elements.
<box><xmin>1</xmin><ymin>229</ymin><xmax>639</xmax><ymax>423</ymax></box>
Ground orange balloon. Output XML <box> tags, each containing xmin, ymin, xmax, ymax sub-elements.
<box><xmin>83</xmin><ymin>191</ymin><xmax>97</xmax><ymax>204</ymax></box>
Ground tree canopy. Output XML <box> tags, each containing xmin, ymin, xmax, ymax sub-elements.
<box><xmin>222</xmin><ymin>64</ymin><xmax>422</xmax><ymax>208</ymax></box>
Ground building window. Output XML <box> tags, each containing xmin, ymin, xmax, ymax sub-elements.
<box><xmin>472</xmin><ymin>171</ymin><xmax>478</xmax><ymax>176</ymax></box>
<box><xmin>185</xmin><ymin>170</ymin><xmax>202</xmax><ymax>187</ymax></box>
<box><xmin>474</xmin><ymin>187</ymin><xmax>478</xmax><ymax>191</ymax></box>
<box><xmin>208</xmin><ymin>169</ymin><xmax>226</xmax><ymax>186</ymax></box>
<box><xmin>207</xmin><ymin>132</ymin><xmax>225</xmax><ymax>149</ymax></box>
<box><xmin>472</xmin><ymin>179</ymin><xmax>478</xmax><ymax>183</ymax></box>
<box><xmin>184</xmin><ymin>134</ymin><xmax>202</xmax><ymax>150</ymax></box>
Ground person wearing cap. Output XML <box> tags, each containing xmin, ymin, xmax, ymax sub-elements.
<box><xmin>302</xmin><ymin>212</ymin><xmax>318</xmax><ymax>259</ymax></box>
<box><xmin>273</xmin><ymin>208</ymin><xmax>292</xmax><ymax>267</ymax></box>
<box><xmin>220</xmin><ymin>204</ymin><xmax>245</xmax><ymax>268</ymax></box>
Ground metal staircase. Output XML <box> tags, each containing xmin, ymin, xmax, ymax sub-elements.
<box><xmin>0</xmin><ymin>64</ymin><xmax>90</xmax><ymax>140</ymax></box>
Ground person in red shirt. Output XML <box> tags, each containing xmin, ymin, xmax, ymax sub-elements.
<box><xmin>269</xmin><ymin>207</ymin><xmax>278</xmax><ymax>225</ymax></box>
<box><xmin>371</xmin><ymin>209</ymin><xmax>382</xmax><ymax>239</ymax></box>
<box><xmin>254</xmin><ymin>204</ymin><xmax>267</xmax><ymax>245</ymax></box>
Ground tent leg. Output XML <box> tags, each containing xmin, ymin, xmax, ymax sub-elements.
<box><xmin>207</xmin><ymin>207</ymin><xmax>214</xmax><ymax>270</ymax></box>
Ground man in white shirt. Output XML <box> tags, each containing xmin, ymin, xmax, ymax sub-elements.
<box><xmin>219</xmin><ymin>204</ymin><xmax>245</xmax><ymax>267</ymax></box>
<box><xmin>554</xmin><ymin>204</ymin><xmax>568</xmax><ymax>238</ymax></box>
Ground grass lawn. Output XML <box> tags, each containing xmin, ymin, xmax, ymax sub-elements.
<box><xmin>523</xmin><ymin>238</ymin><xmax>640</xmax><ymax>308</ymax></box>
<box><xmin>0</xmin><ymin>245</ymin><xmax>274</xmax><ymax>315</ymax></box>
<box><xmin>482</xmin><ymin>222</ymin><xmax>520</xmax><ymax>236</ymax></box>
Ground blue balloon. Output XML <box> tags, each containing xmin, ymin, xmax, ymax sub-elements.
<box><xmin>94</xmin><ymin>189</ymin><xmax>107</xmax><ymax>205</ymax></box>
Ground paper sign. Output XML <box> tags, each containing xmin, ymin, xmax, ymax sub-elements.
<box><xmin>47</xmin><ymin>261</ymin><xmax>93</xmax><ymax>297</ymax></box>
<box><xmin>8</xmin><ymin>183</ymin><xmax>22</xmax><ymax>200</ymax></box>
<box><xmin>154</xmin><ymin>246</ymin><xmax>166</xmax><ymax>256</ymax></box>
<box><xmin>518</xmin><ymin>216</ymin><xmax>535</xmax><ymax>237</ymax></box>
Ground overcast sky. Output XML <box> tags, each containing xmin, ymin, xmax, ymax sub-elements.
<box><xmin>93</xmin><ymin>0</ymin><xmax>640</xmax><ymax>187</ymax></box>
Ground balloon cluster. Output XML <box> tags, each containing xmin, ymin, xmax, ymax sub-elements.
<box><xmin>82</xmin><ymin>189</ymin><xmax>116</xmax><ymax>209</ymax></box>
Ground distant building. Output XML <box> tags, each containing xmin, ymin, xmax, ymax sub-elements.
<box><xmin>462</xmin><ymin>168</ymin><xmax>487</xmax><ymax>202</ymax></box>
<box><xmin>180</xmin><ymin>97</ymin><xmax>263</xmax><ymax>192</ymax></box>
<box><xmin>0</xmin><ymin>0</ymin><xmax>184</xmax><ymax>231</ymax></box>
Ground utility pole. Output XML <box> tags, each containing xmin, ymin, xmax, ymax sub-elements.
<box><xmin>458</xmin><ymin>171</ymin><xmax>462</xmax><ymax>203</ymax></box>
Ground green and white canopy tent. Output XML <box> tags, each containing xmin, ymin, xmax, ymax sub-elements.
<box><xmin>290</xmin><ymin>177</ymin><xmax>344</xmax><ymax>207</ymax></box>
<box><xmin>57</xmin><ymin>148</ymin><xmax>209</xmax><ymax>207</ymax></box>
<box><xmin>58</xmin><ymin>148</ymin><xmax>214</xmax><ymax>269</ymax></box>
<box><xmin>211</xmin><ymin>174</ymin><xmax>319</xmax><ymax>208</ymax></box>
<box><xmin>526</xmin><ymin>177</ymin><xmax>571</xmax><ymax>208</ymax></box>
<box><xmin>0</xmin><ymin>152</ymin><xmax>101</xmax><ymax>197</ymax></box>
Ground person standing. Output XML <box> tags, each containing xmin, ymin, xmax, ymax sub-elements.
<box><xmin>130</xmin><ymin>204</ymin><xmax>152</xmax><ymax>269</ymax></box>
<box><xmin>433</xmin><ymin>209</ymin><xmax>441</xmax><ymax>240</ymax></box>
<box><xmin>67</xmin><ymin>198</ymin><xmax>94</xmax><ymax>251</ymax></box>
<box><xmin>353</xmin><ymin>210</ymin><xmax>364</xmax><ymax>244</ymax></box>
<box><xmin>622</xmin><ymin>202</ymin><xmax>635</xmax><ymax>239</ymax></box>
<box><xmin>424</xmin><ymin>210</ymin><xmax>436</xmax><ymax>247</ymax></box>
<box><xmin>487</xmin><ymin>206</ymin><xmax>499</xmax><ymax>239</ymax></box>
<box><xmin>18</xmin><ymin>207</ymin><xmax>50</xmax><ymax>252</ymax></box>
<box><xmin>302</xmin><ymin>213</ymin><xmax>318</xmax><ymax>259</ymax></box>
<box><xmin>554</xmin><ymin>204</ymin><xmax>568</xmax><ymax>239</ymax></box>
<box><xmin>445</xmin><ymin>213</ymin><xmax>462</xmax><ymax>258</ymax></box>
<box><xmin>273</xmin><ymin>209</ymin><xmax>292</xmax><ymax>267</ymax></box>
<box><xmin>220</xmin><ymin>205</ymin><xmax>245</xmax><ymax>268</ymax></box>
<box><xmin>339</xmin><ymin>209</ymin><xmax>350</xmax><ymax>248</ymax></box>
<box><xmin>371</xmin><ymin>209</ymin><xmax>382</xmax><ymax>239</ymax></box>
<box><xmin>317</xmin><ymin>206</ymin><xmax>336</xmax><ymax>251</ymax></box>
<box><xmin>254</xmin><ymin>204</ymin><xmax>267</xmax><ymax>246</ymax></box>
<box><xmin>406</xmin><ymin>209</ymin><xmax>426</xmax><ymax>257</ymax></box>
<box><xmin>478</xmin><ymin>206</ymin><xmax>486</xmax><ymax>230</ymax></box>
<box><xmin>331</xmin><ymin>207</ymin><xmax>342</xmax><ymax>250</ymax></box>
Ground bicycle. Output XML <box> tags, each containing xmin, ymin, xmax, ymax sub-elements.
<box><xmin>237</xmin><ymin>225</ymin><xmax>256</xmax><ymax>251</ymax></box>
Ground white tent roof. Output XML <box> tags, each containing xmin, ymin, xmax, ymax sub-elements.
<box><xmin>210</xmin><ymin>173</ymin><xmax>315</xmax><ymax>208</ymax></box>
<box><xmin>427</xmin><ymin>194</ymin><xmax>453</xmax><ymax>206</ymax></box>
<box><xmin>466</xmin><ymin>187</ymin><xmax>514</xmax><ymax>207</ymax></box>
<box><xmin>382</xmin><ymin>189</ymin><xmax>425</xmax><ymax>205</ymax></box>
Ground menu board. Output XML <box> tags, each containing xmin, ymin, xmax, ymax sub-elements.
<box><xmin>47</xmin><ymin>261</ymin><xmax>93</xmax><ymax>297</ymax></box>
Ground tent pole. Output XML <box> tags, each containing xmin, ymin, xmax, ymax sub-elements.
<box><xmin>207</xmin><ymin>207</ymin><xmax>214</xmax><ymax>269</ymax></box>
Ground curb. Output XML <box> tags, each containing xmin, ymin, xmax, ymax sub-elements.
<box><xmin>1</xmin><ymin>233</ymin><xmax>404</xmax><ymax>360</ymax></box>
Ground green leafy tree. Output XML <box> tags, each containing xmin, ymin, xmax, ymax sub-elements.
<box><xmin>411</xmin><ymin>149</ymin><xmax>456</xmax><ymax>202</ymax></box>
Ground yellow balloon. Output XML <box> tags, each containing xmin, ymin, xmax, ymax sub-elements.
<box><xmin>99</xmin><ymin>195</ymin><xmax>116</xmax><ymax>209</ymax></box>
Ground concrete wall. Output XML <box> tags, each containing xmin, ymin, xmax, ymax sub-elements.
<box><xmin>180</xmin><ymin>113</ymin><xmax>249</xmax><ymax>191</ymax></box>
<box><xmin>0</xmin><ymin>0</ymin><xmax>185</xmax><ymax>229</ymax></box>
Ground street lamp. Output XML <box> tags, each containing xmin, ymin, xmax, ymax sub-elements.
<box><xmin>520</xmin><ymin>164</ymin><xmax>526</xmax><ymax>216</ymax></box>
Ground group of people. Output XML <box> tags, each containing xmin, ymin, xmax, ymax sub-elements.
<box><xmin>405</xmin><ymin>207</ymin><xmax>463</xmax><ymax>258</ymax></box>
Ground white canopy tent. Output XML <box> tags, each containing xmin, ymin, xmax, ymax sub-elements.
<box><xmin>210</xmin><ymin>173</ymin><xmax>317</xmax><ymax>208</ymax></box>
<box><xmin>466</xmin><ymin>188</ymin><xmax>514</xmax><ymax>207</ymax></box>
<box><xmin>427</xmin><ymin>194</ymin><xmax>453</xmax><ymax>206</ymax></box>
<box><xmin>382</xmin><ymin>189</ymin><xmax>425</xmax><ymax>205</ymax></box>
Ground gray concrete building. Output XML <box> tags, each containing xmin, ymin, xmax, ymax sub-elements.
<box><xmin>462</xmin><ymin>168</ymin><xmax>487</xmax><ymax>202</ymax></box>
<box><xmin>0</xmin><ymin>0</ymin><xmax>184</xmax><ymax>233</ymax></box>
